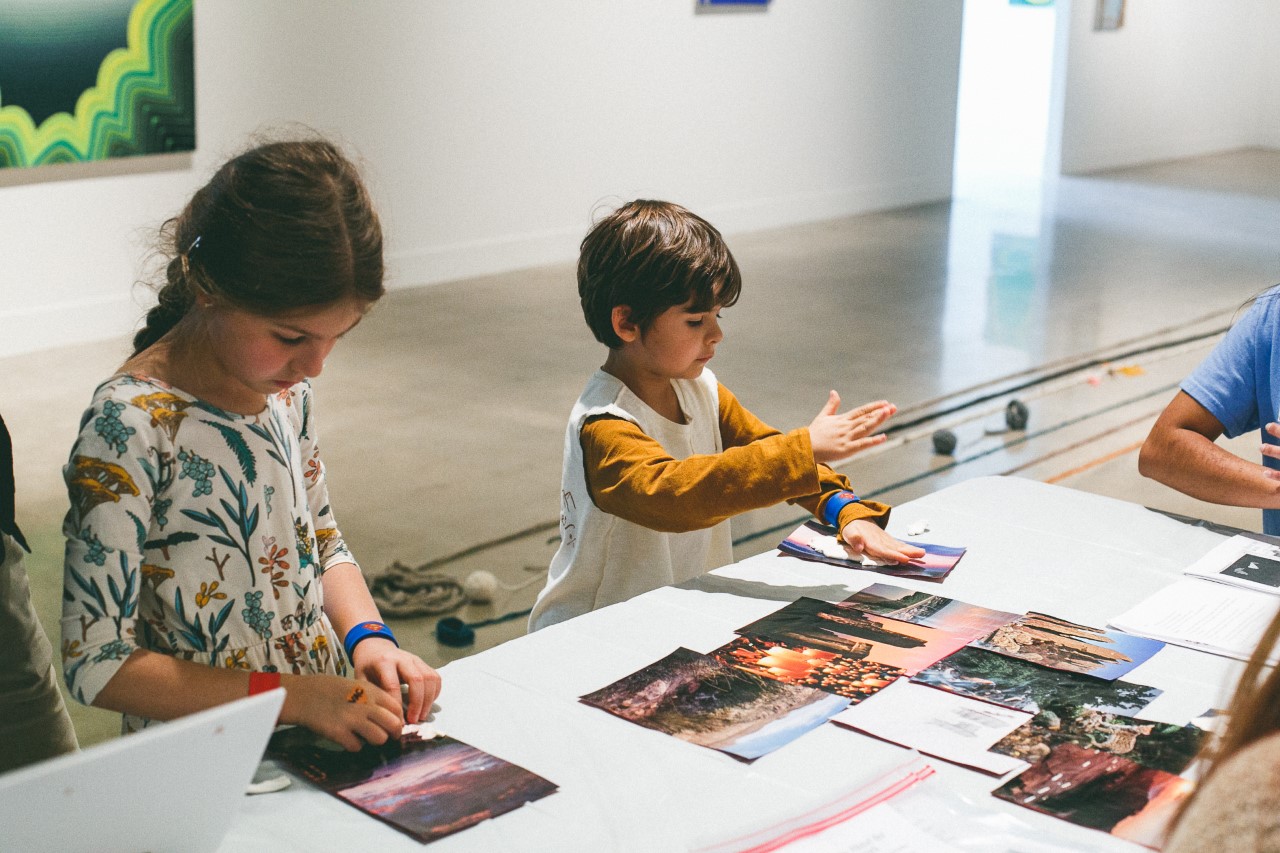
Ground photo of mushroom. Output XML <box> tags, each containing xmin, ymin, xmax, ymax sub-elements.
<box><xmin>710</xmin><ymin>634</ymin><xmax>903</xmax><ymax>703</ymax></box>
<box><xmin>735</xmin><ymin>596</ymin><xmax>969</xmax><ymax>675</ymax></box>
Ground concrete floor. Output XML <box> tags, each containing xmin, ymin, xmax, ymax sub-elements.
<box><xmin>7</xmin><ymin>147</ymin><xmax>1280</xmax><ymax>747</ymax></box>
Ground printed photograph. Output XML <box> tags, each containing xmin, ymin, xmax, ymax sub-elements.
<box><xmin>579</xmin><ymin>646</ymin><xmax>849</xmax><ymax>761</ymax></box>
<box><xmin>1222</xmin><ymin>552</ymin><xmax>1280</xmax><ymax>587</ymax></box>
<box><xmin>992</xmin><ymin>741</ymin><xmax>1192</xmax><ymax>848</ymax></box>
<box><xmin>736</xmin><ymin>596</ymin><xmax>969</xmax><ymax>675</ymax></box>
<box><xmin>841</xmin><ymin>583</ymin><xmax>1020</xmax><ymax>641</ymax></box>
<box><xmin>267</xmin><ymin>727</ymin><xmax>558</xmax><ymax>844</ymax></box>
<box><xmin>970</xmin><ymin>612</ymin><xmax>1165</xmax><ymax>680</ymax></box>
<box><xmin>909</xmin><ymin>646</ymin><xmax>1162</xmax><ymax>714</ymax></box>
<box><xmin>778</xmin><ymin>521</ymin><xmax>964</xmax><ymax>582</ymax></box>
<box><xmin>989</xmin><ymin>701</ymin><xmax>1205</xmax><ymax>774</ymax></box>
<box><xmin>711</xmin><ymin>634</ymin><xmax>903</xmax><ymax>703</ymax></box>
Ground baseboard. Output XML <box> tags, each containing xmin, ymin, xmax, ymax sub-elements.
<box><xmin>0</xmin><ymin>293</ymin><xmax>141</xmax><ymax>359</ymax></box>
<box><xmin>3</xmin><ymin>177</ymin><xmax>953</xmax><ymax>358</ymax></box>
<box><xmin>1061</xmin><ymin>133</ymin><xmax>1261</xmax><ymax>176</ymax></box>
<box><xmin>386</xmin><ymin>177</ymin><xmax>953</xmax><ymax>290</ymax></box>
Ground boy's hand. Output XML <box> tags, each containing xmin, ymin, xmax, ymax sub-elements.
<box><xmin>840</xmin><ymin>519</ymin><xmax>927</xmax><ymax>564</ymax></box>
<box><xmin>809</xmin><ymin>391</ymin><xmax>896</xmax><ymax>464</ymax></box>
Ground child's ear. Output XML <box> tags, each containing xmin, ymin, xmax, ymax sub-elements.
<box><xmin>611</xmin><ymin>305</ymin><xmax>640</xmax><ymax>343</ymax></box>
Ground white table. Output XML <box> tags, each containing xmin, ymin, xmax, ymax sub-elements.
<box><xmin>223</xmin><ymin>476</ymin><xmax>1245</xmax><ymax>852</ymax></box>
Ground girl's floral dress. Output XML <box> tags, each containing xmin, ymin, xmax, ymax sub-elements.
<box><xmin>62</xmin><ymin>374</ymin><xmax>352</xmax><ymax>732</ymax></box>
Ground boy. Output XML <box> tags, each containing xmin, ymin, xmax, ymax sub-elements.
<box><xmin>529</xmin><ymin>200</ymin><xmax>923</xmax><ymax>631</ymax></box>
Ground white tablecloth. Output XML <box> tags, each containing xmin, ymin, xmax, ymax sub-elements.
<box><xmin>223</xmin><ymin>476</ymin><xmax>1245</xmax><ymax>852</ymax></box>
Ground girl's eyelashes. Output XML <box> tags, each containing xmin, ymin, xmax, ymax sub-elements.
<box><xmin>275</xmin><ymin>333</ymin><xmax>306</xmax><ymax>346</ymax></box>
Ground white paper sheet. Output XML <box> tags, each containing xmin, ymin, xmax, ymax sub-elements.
<box><xmin>1109</xmin><ymin>576</ymin><xmax>1280</xmax><ymax>664</ymax></box>
<box><xmin>831</xmin><ymin>680</ymin><xmax>1031</xmax><ymax>776</ymax></box>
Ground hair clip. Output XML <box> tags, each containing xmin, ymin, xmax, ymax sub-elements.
<box><xmin>180</xmin><ymin>235</ymin><xmax>202</xmax><ymax>277</ymax></box>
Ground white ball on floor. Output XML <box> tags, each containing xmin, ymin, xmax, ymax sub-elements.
<box><xmin>462</xmin><ymin>570</ymin><xmax>500</xmax><ymax>604</ymax></box>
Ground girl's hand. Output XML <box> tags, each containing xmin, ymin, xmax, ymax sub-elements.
<box><xmin>840</xmin><ymin>519</ymin><xmax>926</xmax><ymax>564</ymax></box>
<box><xmin>351</xmin><ymin>638</ymin><xmax>442</xmax><ymax>724</ymax></box>
<box><xmin>809</xmin><ymin>392</ymin><xmax>896</xmax><ymax>464</ymax></box>
<box><xmin>281</xmin><ymin>674</ymin><xmax>403</xmax><ymax>752</ymax></box>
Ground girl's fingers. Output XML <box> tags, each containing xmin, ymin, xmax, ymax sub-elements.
<box><xmin>371</xmin><ymin>678</ymin><xmax>405</xmax><ymax>723</ymax></box>
<box><xmin>402</xmin><ymin>666</ymin><xmax>427</xmax><ymax>723</ymax></box>
<box><xmin>352</xmin><ymin>715</ymin><xmax>392</xmax><ymax>749</ymax></box>
<box><xmin>330</xmin><ymin>729</ymin><xmax>364</xmax><ymax>752</ymax></box>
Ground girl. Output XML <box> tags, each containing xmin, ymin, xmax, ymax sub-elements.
<box><xmin>61</xmin><ymin>139</ymin><xmax>440</xmax><ymax>751</ymax></box>
<box><xmin>1163</xmin><ymin>605</ymin><xmax>1280</xmax><ymax>851</ymax></box>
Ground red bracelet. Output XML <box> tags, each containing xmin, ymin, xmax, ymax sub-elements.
<box><xmin>248</xmin><ymin>671</ymin><xmax>282</xmax><ymax>695</ymax></box>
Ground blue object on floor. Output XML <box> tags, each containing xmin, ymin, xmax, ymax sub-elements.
<box><xmin>436</xmin><ymin>608</ymin><xmax>533</xmax><ymax>647</ymax></box>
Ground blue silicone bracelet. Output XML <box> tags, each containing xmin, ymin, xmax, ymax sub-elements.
<box><xmin>822</xmin><ymin>490</ymin><xmax>862</xmax><ymax>528</ymax></box>
<box><xmin>343</xmin><ymin>620</ymin><xmax>398</xmax><ymax>661</ymax></box>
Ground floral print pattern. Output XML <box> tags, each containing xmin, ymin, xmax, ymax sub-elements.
<box><xmin>61</xmin><ymin>376</ymin><xmax>354</xmax><ymax>732</ymax></box>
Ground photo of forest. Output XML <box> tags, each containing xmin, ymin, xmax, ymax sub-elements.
<box><xmin>909</xmin><ymin>646</ymin><xmax>1162</xmax><ymax>714</ymax></box>
<box><xmin>579</xmin><ymin>646</ymin><xmax>849</xmax><ymax>760</ymax></box>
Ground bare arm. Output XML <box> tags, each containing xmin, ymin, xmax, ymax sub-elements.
<box><xmin>1139</xmin><ymin>390</ymin><xmax>1280</xmax><ymax>509</ymax></box>
<box><xmin>322</xmin><ymin>562</ymin><xmax>441</xmax><ymax>724</ymax></box>
<box><xmin>92</xmin><ymin>649</ymin><xmax>403</xmax><ymax>751</ymax></box>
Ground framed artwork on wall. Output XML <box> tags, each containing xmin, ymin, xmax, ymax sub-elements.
<box><xmin>0</xmin><ymin>0</ymin><xmax>194</xmax><ymax>169</ymax></box>
<box><xmin>1094</xmin><ymin>0</ymin><xmax>1125</xmax><ymax>31</ymax></box>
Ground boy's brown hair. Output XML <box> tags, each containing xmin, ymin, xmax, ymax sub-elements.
<box><xmin>578</xmin><ymin>200</ymin><xmax>742</xmax><ymax>349</ymax></box>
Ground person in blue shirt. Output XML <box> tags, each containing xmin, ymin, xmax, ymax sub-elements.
<box><xmin>1140</xmin><ymin>288</ymin><xmax>1280</xmax><ymax>535</ymax></box>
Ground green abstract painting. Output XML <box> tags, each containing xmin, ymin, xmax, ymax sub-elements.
<box><xmin>0</xmin><ymin>0</ymin><xmax>194</xmax><ymax>169</ymax></box>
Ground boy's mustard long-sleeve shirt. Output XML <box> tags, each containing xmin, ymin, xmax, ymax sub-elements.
<box><xmin>580</xmin><ymin>383</ymin><xmax>890</xmax><ymax>534</ymax></box>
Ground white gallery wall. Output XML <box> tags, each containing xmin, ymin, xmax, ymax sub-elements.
<box><xmin>1059</xmin><ymin>0</ymin><xmax>1280</xmax><ymax>174</ymax></box>
<box><xmin>0</xmin><ymin>0</ymin><xmax>965</xmax><ymax>358</ymax></box>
